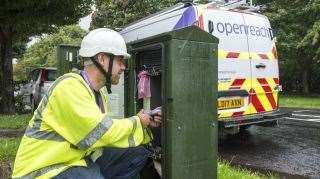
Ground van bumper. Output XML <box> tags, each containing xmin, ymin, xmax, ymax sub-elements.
<box><xmin>219</xmin><ymin>109</ymin><xmax>289</xmax><ymax>128</ymax></box>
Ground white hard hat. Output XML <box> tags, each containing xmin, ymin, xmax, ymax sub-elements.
<box><xmin>79</xmin><ymin>28</ymin><xmax>131</xmax><ymax>59</ymax></box>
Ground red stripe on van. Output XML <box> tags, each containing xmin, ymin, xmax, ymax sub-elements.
<box><xmin>250</xmin><ymin>88</ymin><xmax>265</xmax><ymax>113</ymax></box>
<box><xmin>257</xmin><ymin>78</ymin><xmax>277</xmax><ymax>109</ymax></box>
<box><xmin>229</xmin><ymin>79</ymin><xmax>245</xmax><ymax>89</ymax></box>
<box><xmin>226</xmin><ymin>52</ymin><xmax>240</xmax><ymax>59</ymax></box>
<box><xmin>266</xmin><ymin>93</ymin><xmax>277</xmax><ymax>109</ymax></box>
<box><xmin>273</xmin><ymin>78</ymin><xmax>279</xmax><ymax>85</ymax></box>
<box><xmin>257</xmin><ymin>78</ymin><xmax>271</xmax><ymax>92</ymax></box>
<box><xmin>232</xmin><ymin>111</ymin><xmax>244</xmax><ymax>117</ymax></box>
<box><xmin>258</xmin><ymin>54</ymin><xmax>269</xmax><ymax>59</ymax></box>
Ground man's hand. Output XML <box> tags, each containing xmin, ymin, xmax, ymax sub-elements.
<box><xmin>137</xmin><ymin>109</ymin><xmax>162</xmax><ymax>127</ymax></box>
<box><xmin>150</xmin><ymin>110</ymin><xmax>161</xmax><ymax>128</ymax></box>
<box><xmin>137</xmin><ymin>109</ymin><xmax>152</xmax><ymax>127</ymax></box>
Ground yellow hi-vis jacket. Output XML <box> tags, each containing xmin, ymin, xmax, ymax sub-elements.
<box><xmin>12</xmin><ymin>73</ymin><xmax>152</xmax><ymax>179</ymax></box>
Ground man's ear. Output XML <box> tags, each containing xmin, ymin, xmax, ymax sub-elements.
<box><xmin>96</xmin><ymin>53</ymin><xmax>105</xmax><ymax>64</ymax></box>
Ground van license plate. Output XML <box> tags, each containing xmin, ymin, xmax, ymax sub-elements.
<box><xmin>218</xmin><ymin>98</ymin><xmax>244</xmax><ymax>110</ymax></box>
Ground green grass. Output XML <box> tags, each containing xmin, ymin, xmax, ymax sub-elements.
<box><xmin>280</xmin><ymin>94</ymin><xmax>320</xmax><ymax>109</ymax></box>
<box><xmin>0</xmin><ymin>114</ymin><xmax>32</xmax><ymax>129</ymax></box>
<box><xmin>0</xmin><ymin>137</ymin><xmax>21</xmax><ymax>162</ymax></box>
<box><xmin>0</xmin><ymin>138</ymin><xmax>22</xmax><ymax>179</ymax></box>
<box><xmin>218</xmin><ymin>160</ymin><xmax>276</xmax><ymax>179</ymax></box>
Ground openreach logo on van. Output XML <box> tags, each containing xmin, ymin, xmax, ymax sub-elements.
<box><xmin>208</xmin><ymin>20</ymin><xmax>274</xmax><ymax>40</ymax></box>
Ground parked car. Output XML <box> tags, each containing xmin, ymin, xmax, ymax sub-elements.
<box><xmin>25</xmin><ymin>67</ymin><xmax>57</xmax><ymax>111</ymax></box>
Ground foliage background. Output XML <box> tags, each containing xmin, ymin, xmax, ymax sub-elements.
<box><xmin>13</xmin><ymin>0</ymin><xmax>320</xmax><ymax>95</ymax></box>
<box><xmin>255</xmin><ymin>0</ymin><xmax>320</xmax><ymax>94</ymax></box>
<box><xmin>14</xmin><ymin>25</ymin><xmax>86</xmax><ymax>81</ymax></box>
<box><xmin>0</xmin><ymin>0</ymin><xmax>93</xmax><ymax>113</ymax></box>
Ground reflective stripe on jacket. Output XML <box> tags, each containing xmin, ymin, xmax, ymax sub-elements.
<box><xmin>12</xmin><ymin>73</ymin><xmax>151</xmax><ymax>179</ymax></box>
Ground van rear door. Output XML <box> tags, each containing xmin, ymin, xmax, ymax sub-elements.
<box><xmin>242</xmin><ymin>13</ymin><xmax>279</xmax><ymax>114</ymax></box>
<box><xmin>203</xmin><ymin>8</ymin><xmax>252</xmax><ymax>119</ymax></box>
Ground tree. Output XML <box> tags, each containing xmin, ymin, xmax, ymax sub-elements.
<box><xmin>91</xmin><ymin>0</ymin><xmax>176</xmax><ymax>29</ymax></box>
<box><xmin>14</xmin><ymin>25</ymin><xmax>86</xmax><ymax>81</ymax></box>
<box><xmin>0</xmin><ymin>0</ymin><xmax>92</xmax><ymax>114</ymax></box>
<box><xmin>255</xmin><ymin>0</ymin><xmax>320</xmax><ymax>94</ymax></box>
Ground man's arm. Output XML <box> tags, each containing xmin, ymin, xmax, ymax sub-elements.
<box><xmin>45</xmin><ymin>77</ymin><xmax>152</xmax><ymax>152</ymax></box>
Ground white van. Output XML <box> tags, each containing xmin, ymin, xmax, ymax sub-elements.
<box><xmin>120</xmin><ymin>2</ymin><xmax>284</xmax><ymax>132</ymax></box>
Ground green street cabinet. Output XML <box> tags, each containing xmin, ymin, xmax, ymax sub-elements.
<box><xmin>56</xmin><ymin>44</ymin><xmax>80</xmax><ymax>77</ymax></box>
<box><xmin>126</xmin><ymin>26</ymin><xmax>218</xmax><ymax>179</ymax></box>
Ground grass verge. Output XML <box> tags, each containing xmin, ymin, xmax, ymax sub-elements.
<box><xmin>0</xmin><ymin>137</ymin><xmax>21</xmax><ymax>162</ymax></box>
<box><xmin>218</xmin><ymin>160</ymin><xmax>276</xmax><ymax>179</ymax></box>
<box><xmin>0</xmin><ymin>137</ymin><xmax>22</xmax><ymax>179</ymax></box>
<box><xmin>0</xmin><ymin>114</ymin><xmax>32</xmax><ymax>129</ymax></box>
<box><xmin>280</xmin><ymin>94</ymin><xmax>320</xmax><ymax>109</ymax></box>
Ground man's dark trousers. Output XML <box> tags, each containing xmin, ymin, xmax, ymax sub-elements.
<box><xmin>53</xmin><ymin>146</ymin><xmax>151</xmax><ymax>179</ymax></box>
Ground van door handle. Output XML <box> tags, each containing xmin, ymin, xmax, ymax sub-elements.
<box><xmin>256</xmin><ymin>63</ymin><xmax>266</xmax><ymax>69</ymax></box>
